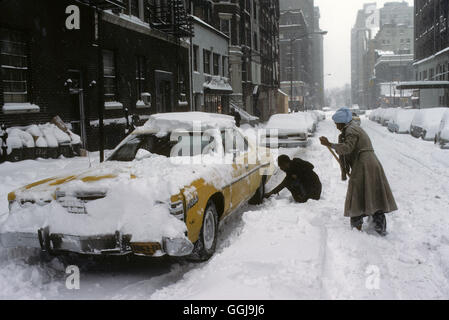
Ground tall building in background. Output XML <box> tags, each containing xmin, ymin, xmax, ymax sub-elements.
<box><xmin>351</xmin><ymin>3</ymin><xmax>379</xmax><ymax>107</ymax></box>
<box><xmin>313</xmin><ymin>6</ymin><xmax>325</xmax><ymax>110</ymax></box>
<box><xmin>351</xmin><ymin>1</ymin><xmax>414</xmax><ymax>109</ymax></box>
<box><xmin>279</xmin><ymin>0</ymin><xmax>324</xmax><ymax>110</ymax></box>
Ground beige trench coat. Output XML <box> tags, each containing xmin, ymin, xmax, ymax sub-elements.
<box><xmin>333</xmin><ymin>122</ymin><xmax>398</xmax><ymax>218</ymax></box>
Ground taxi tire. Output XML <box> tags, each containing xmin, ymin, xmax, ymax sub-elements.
<box><xmin>189</xmin><ymin>200</ymin><xmax>218</xmax><ymax>262</ymax></box>
<box><xmin>249</xmin><ymin>176</ymin><xmax>266</xmax><ymax>205</ymax></box>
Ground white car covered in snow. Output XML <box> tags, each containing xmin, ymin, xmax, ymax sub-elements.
<box><xmin>0</xmin><ymin>112</ymin><xmax>273</xmax><ymax>261</ymax></box>
<box><xmin>435</xmin><ymin>109</ymin><xmax>449</xmax><ymax>148</ymax></box>
<box><xmin>310</xmin><ymin>110</ymin><xmax>326</xmax><ymax>121</ymax></box>
<box><xmin>369</xmin><ymin>108</ymin><xmax>381</xmax><ymax>122</ymax></box>
<box><xmin>379</xmin><ymin>108</ymin><xmax>397</xmax><ymax>126</ymax></box>
<box><xmin>262</xmin><ymin>113</ymin><xmax>309</xmax><ymax>148</ymax></box>
<box><xmin>410</xmin><ymin>108</ymin><xmax>447</xmax><ymax>140</ymax></box>
<box><xmin>303</xmin><ymin>112</ymin><xmax>318</xmax><ymax>135</ymax></box>
<box><xmin>387</xmin><ymin>109</ymin><xmax>418</xmax><ymax>134</ymax></box>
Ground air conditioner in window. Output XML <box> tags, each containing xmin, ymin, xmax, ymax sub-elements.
<box><xmin>141</xmin><ymin>92</ymin><xmax>151</xmax><ymax>107</ymax></box>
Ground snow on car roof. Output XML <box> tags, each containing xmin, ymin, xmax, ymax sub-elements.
<box><xmin>412</xmin><ymin>108</ymin><xmax>447</xmax><ymax>127</ymax></box>
<box><xmin>142</xmin><ymin>112</ymin><xmax>235</xmax><ymax>132</ymax></box>
<box><xmin>266</xmin><ymin>113</ymin><xmax>308</xmax><ymax>133</ymax></box>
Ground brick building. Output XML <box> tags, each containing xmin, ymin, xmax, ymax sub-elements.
<box><xmin>0</xmin><ymin>0</ymin><xmax>191</xmax><ymax>151</ymax></box>
<box><xmin>191</xmin><ymin>0</ymin><xmax>280</xmax><ymax>121</ymax></box>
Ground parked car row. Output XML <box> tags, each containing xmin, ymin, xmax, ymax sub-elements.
<box><xmin>369</xmin><ymin>107</ymin><xmax>449</xmax><ymax>148</ymax></box>
<box><xmin>262</xmin><ymin>110</ymin><xmax>325</xmax><ymax>149</ymax></box>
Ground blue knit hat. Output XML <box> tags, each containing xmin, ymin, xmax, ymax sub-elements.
<box><xmin>332</xmin><ymin>108</ymin><xmax>353</xmax><ymax>124</ymax></box>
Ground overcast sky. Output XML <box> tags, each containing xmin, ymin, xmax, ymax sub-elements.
<box><xmin>315</xmin><ymin>0</ymin><xmax>414</xmax><ymax>90</ymax></box>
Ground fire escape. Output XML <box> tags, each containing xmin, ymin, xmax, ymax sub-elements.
<box><xmin>148</xmin><ymin>0</ymin><xmax>193</xmax><ymax>38</ymax></box>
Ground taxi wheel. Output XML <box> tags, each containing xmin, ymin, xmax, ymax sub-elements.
<box><xmin>249</xmin><ymin>176</ymin><xmax>266</xmax><ymax>205</ymax></box>
<box><xmin>189</xmin><ymin>201</ymin><xmax>218</xmax><ymax>262</ymax></box>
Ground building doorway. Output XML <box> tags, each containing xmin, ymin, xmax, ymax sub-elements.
<box><xmin>67</xmin><ymin>69</ymin><xmax>87</xmax><ymax>148</ymax></box>
<box><xmin>155</xmin><ymin>70</ymin><xmax>174</xmax><ymax>113</ymax></box>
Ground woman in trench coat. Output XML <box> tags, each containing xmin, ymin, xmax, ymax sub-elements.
<box><xmin>320</xmin><ymin>108</ymin><xmax>397</xmax><ymax>236</ymax></box>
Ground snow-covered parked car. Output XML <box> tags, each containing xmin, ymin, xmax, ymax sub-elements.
<box><xmin>350</xmin><ymin>105</ymin><xmax>366</xmax><ymax>116</ymax></box>
<box><xmin>375</xmin><ymin>108</ymin><xmax>387</xmax><ymax>123</ymax></box>
<box><xmin>262</xmin><ymin>113</ymin><xmax>309</xmax><ymax>148</ymax></box>
<box><xmin>410</xmin><ymin>108</ymin><xmax>447</xmax><ymax>140</ymax></box>
<box><xmin>314</xmin><ymin>110</ymin><xmax>326</xmax><ymax>120</ymax></box>
<box><xmin>387</xmin><ymin>109</ymin><xmax>417</xmax><ymax>134</ymax></box>
<box><xmin>369</xmin><ymin>108</ymin><xmax>381</xmax><ymax>122</ymax></box>
<box><xmin>352</xmin><ymin>112</ymin><xmax>361</xmax><ymax>126</ymax></box>
<box><xmin>380</xmin><ymin>108</ymin><xmax>397</xmax><ymax>126</ymax></box>
<box><xmin>435</xmin><ymin>109</ymin><xmax>449</xmax><ymax>148</ymax></box>
<box><xmin>0</xmin><ymin>112</ymin><xmax>273</xmax><ymax>261</ymax></box>
<box><xmin>300</xmin><ymin>112</ymin><xmax>317</xmax><ymax>136</ymax></box>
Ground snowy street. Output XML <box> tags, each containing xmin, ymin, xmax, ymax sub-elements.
<box><xmin>1</xmin><ymin>115</ymin><xmax>449</xmax><ymax>300</ymax></box>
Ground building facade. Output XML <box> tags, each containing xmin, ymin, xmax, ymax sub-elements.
<box><xmin>379</xmin><ymin>1</ymin><xmax>414</xmax><ymax>26</ymax></box>
<box><xmin>413</xmin><ymin>0</ymin><xmax>449</xmax><ymax>108</ymax></box>
<box><xmin>279</xmin><ymin>0</ymin><xmax>324</xmax><ymax>111</ymax></box>
<box><xmin>0</xmin><ymin>0</ymin><xmax>191</xmax><ymax>151</ymax></box>
<box><xmin>191</xmin><ymin>0</ymin><xmax>280</xmax><ymax>121</ymax></box>
<box><xmin>191</xmin><ymin>16</ymin><xmax>232</xmax><ymax>114</ymax></box>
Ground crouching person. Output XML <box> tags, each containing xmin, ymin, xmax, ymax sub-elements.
<box><xmin>264</xmin><ymin>155</ymin><xmax>322</xmax><ymax>203</ymax></box>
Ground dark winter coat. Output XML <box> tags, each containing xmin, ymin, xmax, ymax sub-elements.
<box><xmin>272</xmin><ymin>158</ymin><xmax>322</xmax><ymax>202</ymax></box>
<box><xmin>333</xmin><ymin>122</ymin><xmax>398</xmax><ymax>217</ymax></box>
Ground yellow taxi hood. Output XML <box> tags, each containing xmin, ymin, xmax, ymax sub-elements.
<box><xmin>9</xmin><ymin>162</ymin><xmax>138</xmax><ymax>201</ymax></box>
<box><xmin>9</xmin><ymin>153</ymin><xmax>238</xmax><ymax>206</ymax></box>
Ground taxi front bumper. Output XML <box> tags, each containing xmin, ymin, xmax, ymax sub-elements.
<box><xmin>0</xmin><ymin>229</ymin><xmax>194</xmax><ymax>257</ymax></box>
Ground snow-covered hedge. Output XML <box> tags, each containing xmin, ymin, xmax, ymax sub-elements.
<box><xmin>4</xmin><ymin>123</ymin><xmax>81</xmax><ymax>159</ymax></box>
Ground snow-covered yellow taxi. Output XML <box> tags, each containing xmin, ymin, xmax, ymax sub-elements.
<box><xmin>0</xmin><ymin>113</ymin><xmax>273</xmax><ymax>261</ymax></box>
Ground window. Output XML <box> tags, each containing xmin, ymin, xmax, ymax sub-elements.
<box><xmin>135</xmin><ymin>55</ymin><xmax>146</xmax><ymax>98</ymax></box>
<box><xmin>222</xmin><ymin>56</ymin><xmax>227</xmax><ymax>76</ymax></box>
<box><xmin>193</xmin><ymin>45</ymin><xmax>199</xmax><ymax>72</ymax></box>
<box><xmin>130</xmin><ymin>0</ymin><xmax>139</xmax><ymax>17</ymax></box>
<box><xmin>129</xmin><ymin>0</ymin><xmax>144</xmax><ymax>20</ymax></box>
<box><xmin>0</xmin><ymin>28</ymin><xmax>28</xmax><ymax>103</ymax></box>
<box><xmin>253</xmin><ymin>0</ymin><xmax>257</xmax><ymax>19</ymax></box>
<box><xmin>203</xmin><ymin>49</ymin><xmax>210</xmax><ymax>74</ymax></box>
<box><xmin>222</xmin><ymin>129</ymin><xmax>249</xmax><ymax>154</ymax></box>
<box><xmin>253</xmin><ymin>33</ymin><xmax>258</xmax><ymax>51</ymax></box>
<box><xmin>246</xmin><ymin>27</ymin><xmax>251</xmax><ymax>46</ymax></box>
<box><xmin>220</xmin><ymin>19</ymin><xmax>231</xmax><ymax>37</ymax></box>
<box><xmin>213</xmin><ymin>53</ymin><xmax>220</xmax><ymax>76</ymax></box>
<box><xmin>103</xmin><ymin>50</ymin><xmax>117</xmax><ymax>102</ymax></box>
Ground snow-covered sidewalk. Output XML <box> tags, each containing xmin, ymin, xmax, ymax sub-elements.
<box><xmin>0</xmin><ymin>117</ymin><xmax>448</xmax><ymax>299</ymax></box>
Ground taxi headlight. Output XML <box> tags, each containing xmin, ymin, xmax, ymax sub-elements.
<box><xmin>169</xmin><ymin>200</ymin><xmax>185</xmax><ymax>220</ymax></box>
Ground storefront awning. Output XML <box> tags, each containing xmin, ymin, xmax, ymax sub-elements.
<box><xmin>203</xmin><ymin>77</ymin><xmax>233</xmax><ymax>94</ymax></box>
<box><xmin>396</xmin><ymin>81</ymin><xmax>449</xmax><ymax>90</ymax></box>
